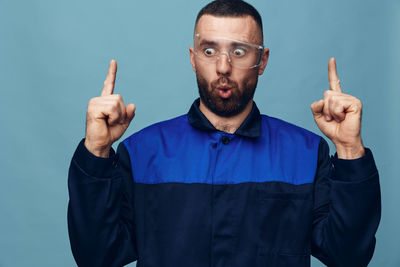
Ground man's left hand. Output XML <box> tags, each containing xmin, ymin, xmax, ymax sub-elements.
<box><xmin>311</xmin><ymin>57</ymin><xmax>365</xmax><ymax>159</ymax></box>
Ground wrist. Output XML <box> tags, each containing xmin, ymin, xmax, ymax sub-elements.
<box><xmin>334</xmin><ymin>141</ymin><xmax>365</xmax><ymax>159</ymax></box>
<box><xmin>84</xmin><ymin>139</ymin><xmax>111</xmax><ymax>158</ymax></box>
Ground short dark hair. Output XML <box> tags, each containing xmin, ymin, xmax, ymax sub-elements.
<box><xmin>195</xmin><ymin>0</ymin><xmax>263</xmax><ymax>40</ymax></box>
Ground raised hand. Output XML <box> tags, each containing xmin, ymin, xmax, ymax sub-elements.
<box><xmin>310</xmin><ymin>58</ymin><xmax>365</xmax><ymax>159</ymax></box>
<box><xmin>84</xmin><ymin>60</ymin><xmax>136</xmax><ymax>157</ymax></box>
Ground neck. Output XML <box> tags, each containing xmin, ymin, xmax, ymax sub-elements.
<box><xmin>199</xmin><ymin>100</ymin><xmax>254</xmax><ymax>134</ymax></box>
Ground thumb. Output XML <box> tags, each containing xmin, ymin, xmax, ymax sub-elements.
<box><xmin>125</xmin><ymin>103</ymin><xmax>136</xmax><ymax>123</ymax></box>
<box><xmin>311</xmin><ymin>100</ymin><xmax>324</xmax><ymax>116</ymax></box>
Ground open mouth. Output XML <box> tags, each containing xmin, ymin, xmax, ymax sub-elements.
<box><xmin>216</xmin><ymin>87</ymin><xmax>232</xmax><ymax>98</ymax></box>
<box><xmin>217</xmin><ymin>86</ymin><xmax>231</xmax><ymax>91</ymax></box>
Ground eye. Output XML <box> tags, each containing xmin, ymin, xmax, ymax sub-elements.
<box><xmin>204</xmin><ymin>48</ymin><xmax>216</xmax><ymax>56</ymax></box>
<box><xmin>233</xmin><ymin>48</ymin><xmax>246</xmax><ymax>57</ymax></box>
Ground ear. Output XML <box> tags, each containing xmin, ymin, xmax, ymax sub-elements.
<box><xmin>189</xmin><ymin>46</ymin><xmax>197</xmax><ymax>72</ymax></box>
<box><xmin>258</xmin><ymin>48</ymin><xmax>270</xmax><ymax>75</ymax></box>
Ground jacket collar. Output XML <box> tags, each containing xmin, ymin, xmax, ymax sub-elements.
<box><xmin>187</xmin><ymin>98</ymin><xmax>261</xmax><ymax>138</ymax></box>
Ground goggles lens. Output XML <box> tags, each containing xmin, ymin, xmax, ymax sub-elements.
<box><xmin>194</xmin><ymin>33</ymin><xmax>264</xmax><ymax>69</ymax></box>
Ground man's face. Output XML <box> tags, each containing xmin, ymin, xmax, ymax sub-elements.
<box><xmin>190</xmin><ymin>15</ymin><xmax>269</xmax><ymax>117</ymax></box>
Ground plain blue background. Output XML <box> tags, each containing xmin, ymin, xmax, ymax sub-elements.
<box><xmin>0</xmin><ymin>0</ymin><xmax>398</xmax><ymax>266</ymax></box>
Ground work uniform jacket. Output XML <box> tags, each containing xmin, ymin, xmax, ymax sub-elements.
<box><xmin>68</xmin><ymin>99</ymin><xmax>381</xmax><ymax>267</ymax></box>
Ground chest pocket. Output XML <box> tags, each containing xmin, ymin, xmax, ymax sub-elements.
<box><xmin>257</xmin><ymin>182</ymin><xmax>313</xmax><ymax>257</ymax></box>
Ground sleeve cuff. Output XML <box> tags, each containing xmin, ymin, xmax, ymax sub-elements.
<box><xmin>72</xmin><ymin>139</ymin><xmax>118</xmax><ymax>178</ymax></box>
<box><xmin>331</xmin><ymin>148</ymin><xmax>378</xmax><ymax>182</ymax></box>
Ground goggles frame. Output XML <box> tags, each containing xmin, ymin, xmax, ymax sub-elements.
<box><xmin>193</xmin><ymin>33</ymin><xmax>264</xmax><ymax>69</ymax></box>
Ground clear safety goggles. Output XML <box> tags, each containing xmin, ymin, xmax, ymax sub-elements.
<box><xmin>193</xmin><ymin>33</ymin><xmax>264</xmax><ymax>69</ymax></box>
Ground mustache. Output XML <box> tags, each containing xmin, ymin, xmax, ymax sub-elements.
<box><xmin>211</xmin><ymin>77</ymin><xmax>238</xmax><ymax>88</ymax></box>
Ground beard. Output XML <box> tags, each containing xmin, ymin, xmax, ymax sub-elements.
<box><xmin>196</xmin><ymin>73</ymin><xmax>257</xmax><ymax>118</ymax></box>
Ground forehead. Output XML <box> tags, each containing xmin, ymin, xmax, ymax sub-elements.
<box><xmin>195</xmin><ymin>15</ymin><xmax>262</xmax><ymax>44</ymax></box>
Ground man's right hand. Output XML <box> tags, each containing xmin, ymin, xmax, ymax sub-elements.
<box><xmin>84</xmin><ymin>60</ymin><xmax>136</xmax><ymax>158</ymax></box>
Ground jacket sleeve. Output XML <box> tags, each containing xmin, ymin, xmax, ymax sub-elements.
<box><xmin>67</xmin><ymin>139</ymin><xmax>137</xmax><ymax>267</ymax></box>
<box><xmin>311</xmin><ymin>138</ymin><xmax>381</xmax><ymax>267</ymax></box>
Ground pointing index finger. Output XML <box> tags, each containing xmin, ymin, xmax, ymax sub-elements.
<box><xmin>101</xmin><ymin>59</ymin><xmax>117</xmax><ymax>96</ymax></box>
<box><xmin>328</xmin><ymin>57</ymin><xmax>342</xmax><ymax>93</ymax></box>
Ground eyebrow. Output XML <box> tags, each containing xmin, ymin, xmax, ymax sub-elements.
<box><xmin>198</xmin><ymin>40</ymin><xmax>218</xmax><ymax>47</ymax></box>
<box><xmin>198</xmin><ymin>39</ymin><xmax>249</xmax><ymax>48</ymax></box>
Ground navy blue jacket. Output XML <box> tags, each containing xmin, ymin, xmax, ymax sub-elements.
<box><xmin>68</xmin><ymin>99</ymin><xmax>381</xmax><ymax>267</ymax></box>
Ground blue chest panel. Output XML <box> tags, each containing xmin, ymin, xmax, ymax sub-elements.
<box><xmin>123</xmin><ymin>114</ymin><xmax>321</xmax><ymax>185</ymax></box>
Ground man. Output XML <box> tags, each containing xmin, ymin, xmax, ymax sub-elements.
<box><xmin>68</xmin><ymin>1</ymin><xmax>381</xmax><ymax>266</ymax></box>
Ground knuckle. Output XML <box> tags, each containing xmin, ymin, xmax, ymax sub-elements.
<box><xmin>328</xmin><ymin>97</ymin><xmax>335</xmax><ymax>106</ymax></box>
<box><xmin>87</xmin><ymin>105</ymin><xmax>94</xmax><ymax>114</ymax></box>
<box><xmin>104</xmin><ymin>103</ymin><xmax>114</xmax><ymax>113</ymax></box>
<box><xmin>87</xmin><ymin>98</ymin><xmax>101</xmax><ymax>115</ymax></box>
<box><xmin>112</xmin><ymin>103</ymin><xmax>123</xmax><ymax>116</ymax></box>
<box><xmin>87</xmin><ymin>103</ymin><xmax>94</xmax><ymax>111</ymax></box>
<box><xmin>114</xmin><ymin>94</ymin><xmax>122</xmax><ymax>101</ymax></box>
<box><xmin>111</xmin><ymin>102</ymin><xmax>119</xmax><ymax>112</ymax></box>
<box><xmin>88</xmin><ymin>97</ymin><xmax>98</xmax><ymax>107</ymax></box>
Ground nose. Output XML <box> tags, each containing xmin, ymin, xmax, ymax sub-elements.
<box><xmin>216</xmin><ymin>52</ymin><xmax>232</xmax><ymax>75</ymax></box>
